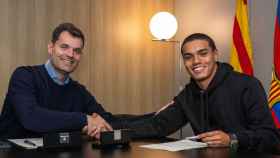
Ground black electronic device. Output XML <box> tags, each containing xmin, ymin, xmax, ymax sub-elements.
<box><xmin>43</xmin><ymin>131</ymin><xmax>82</xmax><ymax>148</ymax></box>
<box><xmin>92</xmin><ymin>129</ymin><xmax>131</xmax><ymax>148</ymax></box>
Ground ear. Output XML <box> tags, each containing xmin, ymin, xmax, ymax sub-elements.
<box><xmin>213</xmin><ymin>50</ymin><xmax>220</xmax><ymax>62</ymax></box>
<box><xmin>47</xmin><ymin>42</ymin><xmax>54</xmax><ymax>55</ymax></box>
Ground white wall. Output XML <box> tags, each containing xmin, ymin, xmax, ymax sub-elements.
<box><xmin>174</xmin><ymin>0</ymin><xmax>235</xmax><ymax>137</ymax></box>
<box><xmin>175</xmin><ymin>0</ymin><xmax>235</xmax><ymax>63</ymax></box>
<box><xmin>250</xmin><ymin>0</ymin><xmax>277</xmax><ymax>93</ymax></box>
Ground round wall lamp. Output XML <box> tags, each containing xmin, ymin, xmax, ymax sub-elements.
<box><xmin>149</xmin><ymin>11</ymin><xmax>178</xmax><ymax>40</ymax></box>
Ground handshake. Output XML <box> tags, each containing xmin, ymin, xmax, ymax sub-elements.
<box><xmin>82</xmin><ymin>113</ymin><xmax>113</xmax><ymax>139</ymax></box>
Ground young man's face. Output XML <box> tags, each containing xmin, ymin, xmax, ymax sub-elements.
<box><xmin>48</xmin><ymin>31</ymin><xmax>83</xmax><ymax>76</ymax></box>
<box><xmin>181</xmin><ymin>39</ymin><xmax>218</xmax><ymax>87</ymax></box>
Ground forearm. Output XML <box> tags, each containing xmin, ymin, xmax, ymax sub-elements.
<box><xmin>125</xmin><ymin>117</ymin><xmax>161</xmax><ymax>139</ymax></box>
<box><xmin>110</xmin><ymin>113</ymin><xmax>155</xmax><ymax>129</ymax></box>
<box><xmin>20</xmin><ymin>110</ymin><xmax>87</xmax><ymax>133</ymax></box>
<box><xmin>239</xmin><ymin>79</ymin><xmax>280</xmax><ymax>151</ymax></box>
<box><xmin>236</xmin><ymin>125</ymin><xmax>280</xmax><ymax>152</ymax></box>
<box><xmin>12</xmin><ymin>97</ymin><xmax>87</xmax><ymax>132</ymax></box>
<box><xmin>122</xmin><ymin>104</ymin><xmax>186</xmax><ymax>139</ymax></box>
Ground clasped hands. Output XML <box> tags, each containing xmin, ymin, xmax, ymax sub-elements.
<box><xmin>82</xmin><ymin>113</ymin><xmax>113</xmax><ymax>139</ymax></box>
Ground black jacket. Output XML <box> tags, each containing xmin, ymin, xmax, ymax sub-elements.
<box><xmin>127</xmin><ymin>62</ymin><xmax>280</xmax><ymax>152</ymax></box>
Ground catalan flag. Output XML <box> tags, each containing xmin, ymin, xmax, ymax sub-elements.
<box><xmin>268</xmin><ymin>0</ymin><xmax>280</xmax><ymax>128</ymax></box>
<box><xmin>230</xmin><ymin>0</ymin><xmax>254</xmax><ymax>76</ymax></box>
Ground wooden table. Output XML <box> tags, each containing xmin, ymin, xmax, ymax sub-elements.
<box><xmin>0</xmin><ymin>139</ymin><xmax>279</xmax><ymax>158</ymax></box>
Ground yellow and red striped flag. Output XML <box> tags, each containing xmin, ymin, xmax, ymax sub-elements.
<box><xmin>268</xmin><ymin>0</ymin><xmax>280</xmax><ymax>128</ymax></box>
<box><xmin>230</xmin><ymin>0</ymin><xmax>254</xmax><ymax>75</ymax></box>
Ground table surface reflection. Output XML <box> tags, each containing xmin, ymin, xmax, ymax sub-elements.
<box><xmin>0</xmin><ymin>139</ymin><xmax>279</xmax><ymax>158</ymax></box>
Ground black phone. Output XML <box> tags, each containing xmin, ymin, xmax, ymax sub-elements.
<box><xmin>92</xmin><ymin>129</ymin><xmax>131</xmax><ymax>149</ymax></box>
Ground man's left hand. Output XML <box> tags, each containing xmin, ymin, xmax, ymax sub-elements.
<box><xmin>197</xmin><ymin>130</ymin><xmax>230</xmax><ymax>147</ymax></box>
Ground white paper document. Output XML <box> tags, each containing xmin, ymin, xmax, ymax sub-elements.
<box><xmin>8</xmin><ymin>138</ymin><xmax>43</xmax><ymax>149</ymax></box>
<box><xmin>140</xmin><ymin>139</ymin><xmax>207</xmax><ymax>152</ymax></box>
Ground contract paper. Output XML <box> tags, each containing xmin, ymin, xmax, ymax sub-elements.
<box><xmin>140</xmin><ymin>139</ymin><xmax>207</xmax><ymax>152</ymax></box>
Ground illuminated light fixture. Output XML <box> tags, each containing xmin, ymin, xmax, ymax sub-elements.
<box><xmin>149</xmin><ymin>11</ymin><xmax>178</xmax><ymax>41</ymax></box>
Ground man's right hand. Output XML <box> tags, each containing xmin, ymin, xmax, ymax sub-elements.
<box><xmin>197</xmin><ymin>130</ymin><xmax>231</xmax><ymax>147</ymax></box>
<box><xmin>83</xmin><ymin>113</ymin><xmax>113</xmax><ymax>139</ymax></box>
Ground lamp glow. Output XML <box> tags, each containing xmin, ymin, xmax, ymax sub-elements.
<box><xmin>149</xmin><ymin>12</ymin><xmax>178</xmax><ymax>40</ymax></box>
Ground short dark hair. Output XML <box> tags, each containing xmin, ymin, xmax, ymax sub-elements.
<box><xmin>51</xmin><ymin>22</ymin><xmax>85</xmax><ymax>48</ymax></box>
<box><xmin>181</xmin><ymin>33</ymin><xmax>217</xmax><ymax>54</ymax></box>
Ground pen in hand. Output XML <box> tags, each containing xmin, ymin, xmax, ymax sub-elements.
<box><xmin>24</xmin><ymin>140</ymin><xmax>36</xmax><ymax>147</ymax></box>
<box><xmin>185</xmin><ymin>136</ymin><xmax>200</xmax><ymax>141</ymax></box>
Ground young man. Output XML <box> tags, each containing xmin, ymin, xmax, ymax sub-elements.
<box><xmin>127</xmin><ymin>33</ymin><xmax>280</xmax><ymax>152</ymax></box>
<box><xmin>0</xmin><ymin>23</ymin><xmax>114</xmax><ymax>139</ymax></box>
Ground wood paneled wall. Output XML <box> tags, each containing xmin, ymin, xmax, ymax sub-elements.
<box><xmin>0</xmin><ymin>0</ymin><xmax>176</xmax><ymax>114</ymax></box>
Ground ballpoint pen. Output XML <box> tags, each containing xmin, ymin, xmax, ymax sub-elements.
<box><xmin>185</xmin><ymin>136</ymin><xmax>200</xmax><ymax>141</ymax></box>
<box><xmin>24</xmin><ymin>140</ymin><xmax>36</xmax><ymax>147</ymax></box>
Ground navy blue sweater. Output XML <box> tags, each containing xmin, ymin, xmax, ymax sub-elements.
<box><xmin>0</xmin><ymin>65</ymin><xmax>114</xmax><ymax>139</ymax></box>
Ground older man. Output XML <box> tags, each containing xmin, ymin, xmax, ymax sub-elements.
<box><xmin>0</xmin><ymin>23</ymin><xmax>113</xmax><ymax>139</ymax></box>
